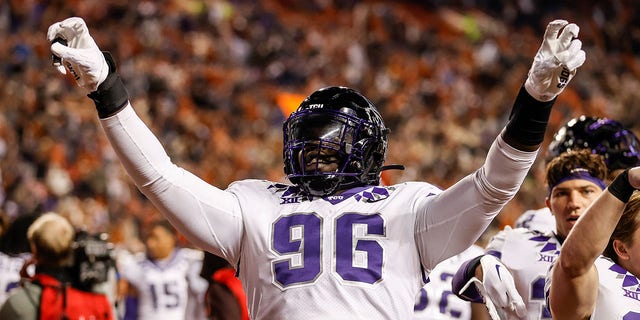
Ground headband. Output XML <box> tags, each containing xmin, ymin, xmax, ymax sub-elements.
<box><xmin>548</xmin><ymin>167</ymin><xmax>606</xmax><ymax>195</ymax></box>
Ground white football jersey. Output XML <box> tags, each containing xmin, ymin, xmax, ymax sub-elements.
<box><xmin>590</xmin><ymin>256</ymin><xmax>640</xmax><ymax>319</ymax></box>
<box><xmin>485</xmin><ymin>227</ymin><xmax>560</xmax><ymax>320</ymax></box>
<box><xmin>0</xmin><ymin>252</ymin><xmax>30</xmax><ymax>305</ymax></box>
<box><xmin>514</xmin><ymin>207</ymin><xmax>556</xmax><ymax>233</ymax></box>
<box><xmin>232</xmin><ymin>181</ymin><xmax>441</xmax><ymax>319</ymax></box>
<box><xmin>118</xmin><ymin>248</ymin><xmax>208</xmax><ymax>320</ymax></box>
<box><xmin>413</xmin><ymin>245</ymin><xmax>485</xmax><ymax>319</ymax></box>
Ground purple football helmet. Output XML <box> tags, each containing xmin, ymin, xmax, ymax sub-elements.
<box><xmin>283</xmin><ymin>86</ymin><xmax>388</xmax><ymax>196</ymax></box>
<box><xmin>547</xmin><ymin>115</ymin><xmax>640</xmax><ymax>171</ymax></box>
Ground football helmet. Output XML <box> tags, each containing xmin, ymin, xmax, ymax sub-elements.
<box><xmin>547</xmin><ymin>115</ymin><xmax>640</xmax><ymax>171</ymax></box>
<box><xmin>283</xmin><ymin>86</ymin><xmax>389</xmax><ymax>196</ymax></box>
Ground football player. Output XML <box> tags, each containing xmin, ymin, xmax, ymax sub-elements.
<box><xmin>547</xmin><ymin>165</ymin><xmax>640</xmax><ymax>318</ymax></box>
<box><xmin>0</xmin><ymin>214</ymin><xmax>37</xmax><ymax>305</ymax></box>
<box><xmin>47</xmin><ymin>17</ymin><xmax>585</xmax><ymax>319</ymax></box>
<box><xmin>117</xmin><ymin>220</ymin><xmax>209</xmax><ymax>320</ymax></box>
<box><xmin>514</xmin><ymin>116</ymin><xmax>640</xmax><ymax>234</ymax></box>
<box><xmin>413</xmin><ymin>220</ymin><xmax>498</xmax><ymax>320</ymax></box>
<box><xmin>453</xmin><ymin>150</ymin><xmax>608</xmax><ymax>319</ymax></box>
<box><xmin>413</xmin><ymin>244</ymin><xmax>490</xmax><ymax>319</ymax></box>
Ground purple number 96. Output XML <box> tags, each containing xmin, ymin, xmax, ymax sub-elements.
<box><xmin>271</xmin><ymin>212</ymin><xmax>385</xmax><ymax>289</ymax></box>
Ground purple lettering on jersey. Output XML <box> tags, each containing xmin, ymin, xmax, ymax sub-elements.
<box><xmin>335</xmin><ymin>213</ymin><xmax>385</xmax><ymax>284</ymax></box>
<box><xmin>414</xmin><ymin>288</ymin><xmax>428</xmax><ymax>311</ymax></box>
<box><xmin>272</xmin><ymin>213</ymin><xmax>322</xmax><ymax>287</ymax></box>
<box><xmin>530</xmin><ymin>276</ymin><xmax>552</xmax><ymax>319</ymax></box>
<box><xmin>624</xmin><ymin>312</ymin><xmax>640</xmax><ymax>320</ymax></box>
<box><xmin>623</xmin><ymin>289</ymin><xmax>640</xmax><ymax>301</ymax></box>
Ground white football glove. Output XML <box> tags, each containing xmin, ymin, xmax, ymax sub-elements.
<box><xmin>478</xmin><ymin>255</ymin><xmax>527</xmax><ymax>319</ymax></box>
<box><xmin>47</xmin><ymin>17</ymin><xmax>109</xmax><ymax>92</ymax></box>
<box><xmin>459</xmin><ymin>277</ymin><xmax>502</xmax><ymax>320</ymax></box>
<box><xmin>525</xmin><ymin>19</ymin><xmax>586</xmax><ymax>101</ymax></box>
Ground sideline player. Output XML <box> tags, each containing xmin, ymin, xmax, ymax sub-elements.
<box><xmin>547</xmin><ymin>166</ymin><xmax>640</xmax><ymax>318</ymax></box>
<box><xmin>118</xmin><ymin>220</ymin><xmax>208</xmax><ymax>320</ymax></box>
<box><xmin>453</xmin><ymin>150</ymin><xmax>608</xmax><ymax>319</ymax></box>
<box><xmin>514</xmin><ymin>116</ymin><xmax>640</xmax><ymax>233</ymax></box>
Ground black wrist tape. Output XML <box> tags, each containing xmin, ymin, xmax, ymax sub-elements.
<box><xmin>608</xmin><ymin>169</ymin><xmax>635</xmax><ymax>203</ymax></box>
<box><xmin>87</xmin><ymin>52</ymin><xmax>129</xmax><ymax>118</ymax></box>
<box><xmin>503</xmin><ymin>86</ymin><xmax>555</xmax><ymax>146</ymax></box>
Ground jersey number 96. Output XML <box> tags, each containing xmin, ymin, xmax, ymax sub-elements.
<box><xmin>271</xmin><ymin>212</ymin><xmax>385</xmax><ymax>289</ymax></box>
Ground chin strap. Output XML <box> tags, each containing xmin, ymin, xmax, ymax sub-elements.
<box><xmin>380</xmin><ymin>164</ymin><xmax>405</xmax><ymax>171</ymax></box>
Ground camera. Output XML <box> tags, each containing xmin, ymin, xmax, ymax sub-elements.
<box><xmin>70</xmin><ymin>231</ymin><xmax>116</xmax><ymax>291</ymax></box>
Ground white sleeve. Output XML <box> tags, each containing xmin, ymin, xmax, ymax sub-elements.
<box><xmin>415</xmin><ymin>135</ymin><xmax>537</xmax><ymax>268</ymax></box>
<box><xmin>183</xmin><ymin>249</ymin><xmax>209</xmax><ymax>295</ymax></box>
<box><xmin>116</xmin><ymin>250</ymin><xmax>143</xmax><ymax>287</ymax></box>
<box><xmin>100</xmin><ymin>104</ymin><xmax>243</xmax><ymax>263</ymax></box>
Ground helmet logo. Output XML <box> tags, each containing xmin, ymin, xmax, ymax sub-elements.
<box><xmin>307</xmin><ymin>104</ymin><xmax>324</xmax><ymax>109</ymax></box>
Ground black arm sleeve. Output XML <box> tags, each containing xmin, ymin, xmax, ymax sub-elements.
<box><xmin>503</xmin><ymin>86</ymin><xmax>555</xmax><ymax>149</ymax></box>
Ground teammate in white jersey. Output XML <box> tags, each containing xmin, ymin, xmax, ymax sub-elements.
<box><xmin>46</xmin><ymin>17</ymin><xmax>585</xmax><ymax>319</ymax></box>
<box><xmin>118</xmin><ymin>220</ymin><xmax>208</xmax><ymax>320</ymax></box>
<box><xmin>547</xmin><ymin>167</ymin><xmax>640</xmax><ymax>319</ymax></box>
<box><xmin>453</xmin><ymin>150</ymin><xmax>608</xmax><ymax>319</ymax></box>
<box><xmin>0</xmin><ymin>214</ymin><xmax>36</xmax><ymax>305</ymax></box>
<box><xmin>514</xmin><ymin>115</ymin><xmax>640</xmax><ymax>234</ymax></box>
<box><xmin>414</xmin><ymin>221</ymin><xmax>498</xmax><ymax>320</ymax></box>
<box><xmin>413</xmin><ymin>244</ymin><xmax>490</xmax><ymax>320</ymax></box>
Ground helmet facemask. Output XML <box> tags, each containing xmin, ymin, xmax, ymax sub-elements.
<box><xmin>284</xmin><ymin>108</ymin><xmax>386</xmax><ymax>196</ymax></box>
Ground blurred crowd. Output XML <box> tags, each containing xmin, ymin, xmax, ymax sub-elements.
<box><xmin>1</xmin><ymin>0</ymin><xmax>640</xmax><ymax>248</ymax></box>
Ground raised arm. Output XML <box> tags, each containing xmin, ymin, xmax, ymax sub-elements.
<box><xmin>47</xmin><ymin>17</ymin><xmax>244</xmax><ymax>263</ymax></box>
<box><xmin>549</xmin><ymin>168</ymin><xmax>640</xmax><ymax>319</ymax></box>
<box><xmin>416</xmin><ymin>20</ymin><xmax>585</xmax><ymax>267</ymax></box>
